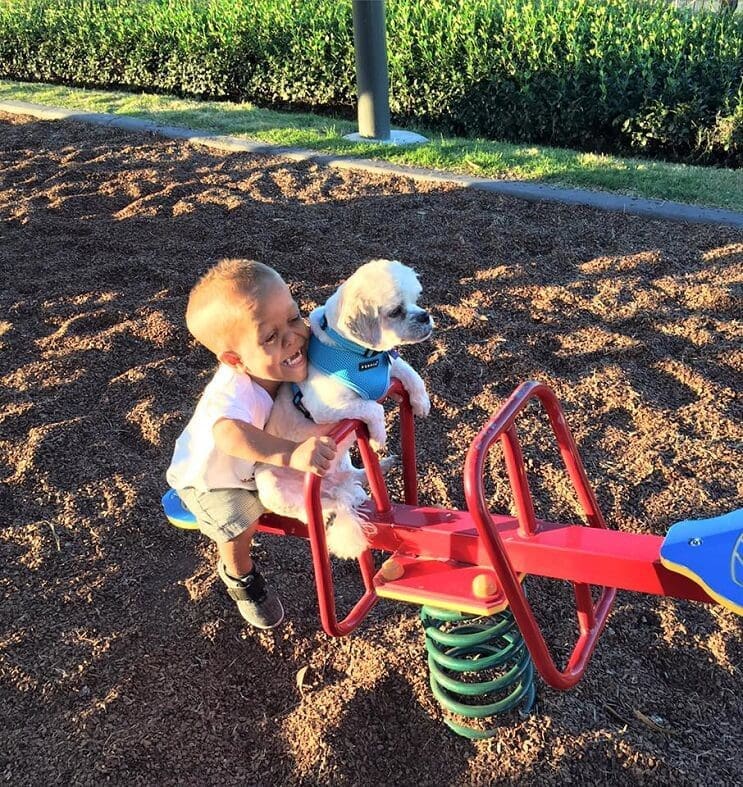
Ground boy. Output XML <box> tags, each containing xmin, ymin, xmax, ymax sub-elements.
<box><xmin>167</xmin><ymin>259</ymin><xmax>337</xmax><ymax>629</ymax></box>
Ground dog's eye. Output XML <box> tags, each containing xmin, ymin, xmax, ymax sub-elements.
<box><xmin>388</xmin><ymin>306</ymin><xmax>405</xmax><ymax>319</ymax></box>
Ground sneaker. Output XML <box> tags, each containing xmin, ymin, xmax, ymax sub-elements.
<box><xmin>217</xmin><ymin>562</ymin><xmax>284</xmax><ymax>630</ymax></box>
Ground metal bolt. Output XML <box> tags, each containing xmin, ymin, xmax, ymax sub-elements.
<box><xmin>688</xmin><ymin>537</ymin><xmax>703</xmax><ymax>547</ymax></box>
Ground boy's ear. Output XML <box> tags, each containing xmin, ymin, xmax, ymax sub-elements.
<box><xmin>219</xmin><ymin>350</ymin><xmax>241</xmax><ymax>368</ymax></box>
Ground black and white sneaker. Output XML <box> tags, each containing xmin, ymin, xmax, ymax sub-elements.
<box><xmin>217</xmin><ymin>562</ymin><xmax>284</xmax><ymax>629</ymax></box>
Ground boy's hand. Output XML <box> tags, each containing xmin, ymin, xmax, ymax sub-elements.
<box><xmin>289</xmin><ymin>436</ymin><xmax>337</xmax><ymax>476</ymax></box>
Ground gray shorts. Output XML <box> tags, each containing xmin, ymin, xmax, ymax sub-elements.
<box><xmin>177</xmin><ymin>487</ymin><xmax>266</xmax><ymax>544</ymax></box>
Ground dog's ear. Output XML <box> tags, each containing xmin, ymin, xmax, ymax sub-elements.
<box><xmin>347</xmin><ymin>301</ymin><xmax>382</xmax><ymax>347</ymax></box>
<box><xmin>339</xmin><ymin>289</ymin><xmax>382</xmax><ymax>347</ymax></box>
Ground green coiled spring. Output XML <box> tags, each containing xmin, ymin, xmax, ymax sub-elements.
<box><xmin>421</xmin><ymin>605</ymin><xmax>536</xmax><ymax>739</ymax></box>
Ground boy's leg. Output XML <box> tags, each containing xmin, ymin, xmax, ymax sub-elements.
<box><xmin>177</xmin><ymin>487</ymin><xmax>284</xmax><ymax>629</ymax></box>
<box><xmin>218</xmin><ymin>523</ymin><xmax>258</xmax><ymax>578</ymax></box>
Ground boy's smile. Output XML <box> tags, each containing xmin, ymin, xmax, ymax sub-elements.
<box><xmin>282</xmin><ymin>349</ymin><xmax>305</xmax><ymax>369</ymax></box>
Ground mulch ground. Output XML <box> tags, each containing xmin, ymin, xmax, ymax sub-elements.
<box><xmin>1</xmin><ymin>110</ymin><xmax>741</xmax><ymax>786</ymax></box>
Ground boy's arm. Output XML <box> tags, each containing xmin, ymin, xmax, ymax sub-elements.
<box><xmin>213</xmin><ymin>417</ymin><xmax>336</xmax><ymax>476</ymax></box>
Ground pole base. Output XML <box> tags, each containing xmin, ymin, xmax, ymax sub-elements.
<box><xmin>343</xmin><ymin>129</ymin><xmax>428</xmax><ymax>146</ymax></box>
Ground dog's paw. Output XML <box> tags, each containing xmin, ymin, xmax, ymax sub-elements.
<box><xmin>350</xmin><ymin>485</ymin><xmax>368</xmax><ymax>508</ymax></box>
<box><xmin>379</xmin><ymin>454</ymin><xmax>399</xmax><ymax>475</ymax></box>
<box><xmin>410</xmin><ymin>390</ymin><xmax>431</xmax><ymax>418</ymax></box>
<box><xmin>369</xmin><ymin>436</ymin><xmax>387</xmax><ymax>453</ymax></box>
<box><xmin>366</xmin><ymin>421</ymin><xmax>387</xmax><ymax>452</ymax></box>
<box><xmin>335</xmin><ymin>481</ymin><xmax>368</xmax><ymax>510</ymax></box>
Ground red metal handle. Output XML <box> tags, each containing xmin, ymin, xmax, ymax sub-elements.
<box><xmin>303</xmin><ymin>379</ymin><xmax>418</xmax><ymax>637</ymax></box>
<box><xmin>464</xmin><ymin>380</ymin><xmax>616</xmax><ymax>690</ymax></box>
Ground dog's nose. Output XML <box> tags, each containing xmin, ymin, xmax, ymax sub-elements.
<box><xmin>414</xmin><ymin>311</ymin><xmax>431</xmax><ymax>324</ymax></box>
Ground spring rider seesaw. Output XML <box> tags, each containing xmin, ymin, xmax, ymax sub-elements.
<box><xmin>163</xmin><ymin>379</ymin><xmax>743</xmax><ymax>739</ymax></box>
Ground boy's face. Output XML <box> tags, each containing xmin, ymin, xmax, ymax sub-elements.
<box><xmin>225</xmin><ymin>279</ymin><xmax>309</xmax><ymax>394</ymax></box>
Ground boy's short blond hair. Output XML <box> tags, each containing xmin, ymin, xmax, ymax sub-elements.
<box><xmin>186</xmin><ymin>258</ymin><xmax>283</xmax><ymax>356</ymax></box>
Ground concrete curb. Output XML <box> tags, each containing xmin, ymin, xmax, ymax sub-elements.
<box><xmin>3</xmin><ymin>98</ymin><xmax>742</xmax><ymax>228</ymax></box>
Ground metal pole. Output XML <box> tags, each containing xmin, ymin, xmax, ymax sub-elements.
<box><xmin>351</xmin><ymin>0</ymin><xmax>391</xmax><ymax>140</ymax></box>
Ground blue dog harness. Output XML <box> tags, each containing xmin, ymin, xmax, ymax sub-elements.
<box><xmin>291</xmin><ymin>312</ymin><xmax>394</xmax><ymax>419</ymax></box>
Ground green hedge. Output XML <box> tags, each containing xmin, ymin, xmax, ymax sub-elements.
<box><xmin>1</xmin><ymin>0</ymin><xmax>741</xmax><ymax>166</ymax></box>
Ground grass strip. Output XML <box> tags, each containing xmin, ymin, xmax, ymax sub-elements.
<box><xmin>1</xmin><ymin>80</ymin><xmax>741</xmax><ymax>212</ymax></box>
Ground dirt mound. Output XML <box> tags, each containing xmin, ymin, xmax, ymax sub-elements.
<box><xmin>1</xmin><ymin>111</ymin><xmax>741</xmax><ymax>785</ymax></box>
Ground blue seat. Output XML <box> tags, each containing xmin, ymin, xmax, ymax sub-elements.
<box><xmin>161</xmin><ymin>488</ymin><xmax>199</xmax><ymax>530</ymax></box>
<box><xmin>660</xmin><ymin>509</ymin><xmax>742</xmax><ymax>615</ymax></box>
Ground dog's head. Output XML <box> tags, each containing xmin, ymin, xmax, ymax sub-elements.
<box><xmin>326</xmin><ymin>259</ymin><xmax>433</xmax><ymax>351</ymax></box>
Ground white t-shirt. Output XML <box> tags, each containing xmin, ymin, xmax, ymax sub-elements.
<box><xmin>166</xmin><ymin>364</ymin><xmax>274</xmax><ymax>491</ymax></box>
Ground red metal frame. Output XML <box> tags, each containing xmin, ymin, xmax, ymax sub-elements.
<box><xmin>254</xmin><ymin>378</ymin><xmax>718</xmax><ymax>689</ymax></box>
<box><xmin>301</xmin><ymin>379</ymin><xmax>418</xmax><ymax>636</ymax></box>
<box><xmin>464</xmin><ymin>381</ymin><xmax>615</xmax><ymax>690</ymax></box>
<box><xmin>303</xmin><ymin>418</ymin><xmax>377</xmax><ymax>636</ymax></box>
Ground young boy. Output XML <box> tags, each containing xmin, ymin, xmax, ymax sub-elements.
<box><xmin>167</xmin><ymin>259</ymin><xmax>337</xmax><ymax>629</ymax></box>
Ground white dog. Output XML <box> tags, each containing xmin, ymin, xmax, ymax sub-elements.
<box><xmin>254</xmin><ymin>259</ymin><xmax>433</xmax><ymax>559</ymax></box>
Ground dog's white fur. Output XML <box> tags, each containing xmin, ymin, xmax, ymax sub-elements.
<box><xmin>254</xmin><ymin>259</ymin><xmax>432</xmax><ymax>559</ymax></box>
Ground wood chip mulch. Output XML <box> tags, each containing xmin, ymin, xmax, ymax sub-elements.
<box><xmin>1</xmin><ymin>111</ymin><xmax>741</xmax><ymax>786</ymax></box>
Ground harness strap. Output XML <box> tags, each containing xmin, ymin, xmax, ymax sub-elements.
<box><xmin>291</xmin><ymin>383</ymin><xmax>313</xmax><ymax>420</ymax></box>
